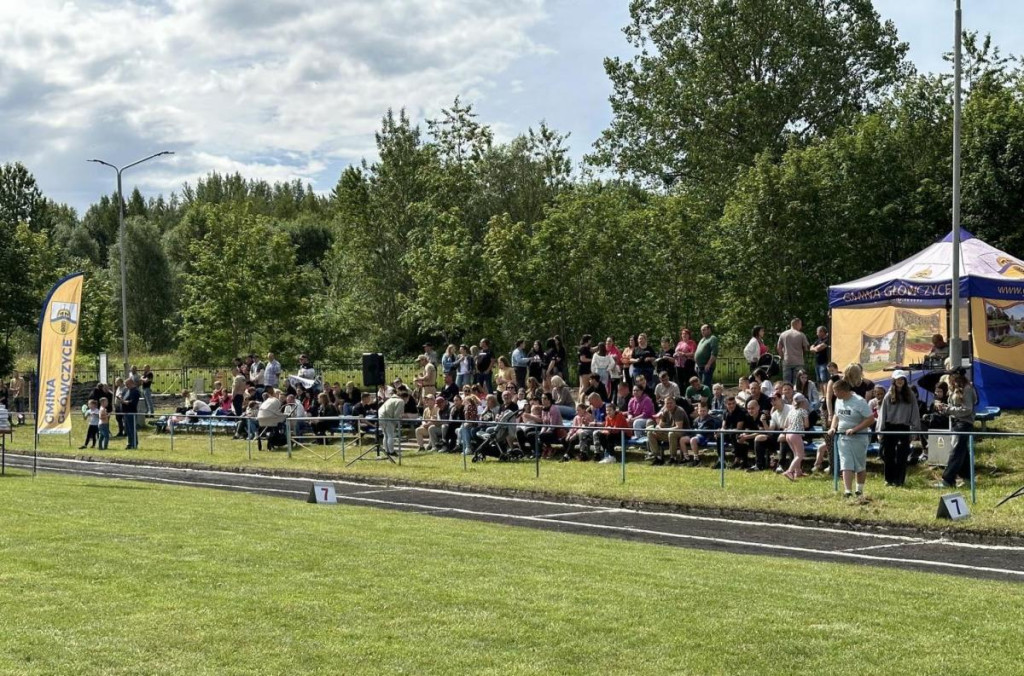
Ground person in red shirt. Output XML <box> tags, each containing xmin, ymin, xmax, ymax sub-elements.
<box><xmin>598</xmin><ymin>402</ymin><xmax>629</xmax><ymax>463</ymax></box>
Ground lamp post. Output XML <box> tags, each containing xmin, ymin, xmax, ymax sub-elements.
<box><xmin>950</xmin><ymin>0</ymin><xmax>963</xmax><ymax>368</ymax></box>
<box><xmin>87</xmin><ymin>151</ymin><xmax>174</xmax><ymax>379</ymax></box>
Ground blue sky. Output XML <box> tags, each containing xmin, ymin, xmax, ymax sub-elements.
<box><xmin>3</xmin><ymin>0</ymin><xmax>1023</xmax><ymax>214</ymax></box>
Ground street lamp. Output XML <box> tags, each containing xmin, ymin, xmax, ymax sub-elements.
<box><xmin>87</xmin><ymin>151</ymin><xmax>174</xmax><ymax>379</ymax></box>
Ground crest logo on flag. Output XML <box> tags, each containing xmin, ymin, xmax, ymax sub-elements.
<box><xmin>49</xmin><ymin>301</ymin><xmax>80</xmax><ymax>336</ymax></box>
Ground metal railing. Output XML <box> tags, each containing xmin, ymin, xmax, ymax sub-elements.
<box><xmin>7</xmin><ymin>410</ymin><xmax>994</xmax><ymax>505</ymax></box>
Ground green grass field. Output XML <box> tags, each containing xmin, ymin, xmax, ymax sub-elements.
<box><xmin>12</xmin><ymin>411</ymin><xmax>1024</xmax><ymax>535</ymax></box>
<box><xmin>1</xmin><ymin>471</ymin><xmax>1022</xmax><ymax>675</ymax></box>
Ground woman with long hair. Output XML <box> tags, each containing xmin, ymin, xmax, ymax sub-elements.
<box><xmin>591</xmin><ymin>341</ymin><xmax>614</xmax><ymax>395</ymax></box>
<box><xmin>876</xmin><ymin>370</ymin><xmax>920</xmax><ymax>487</ymax></box>
<box><xmin>935</xmin><ymin>372</ymin><xmax>977</xmax><ymax>489</ymax></box>
<box><xmin>674</xmin><ymin>327</ymin><xmax>697</xmax><ymax>388</ymax></box>
<box><xmin>620</xmin><ymin>334</ymin><xmax>637</xmax><ymax>389</ymax></box>
<box><xmin>527</xmin><ymin>340</ymin><xmax>545</xmax><ymax>383</ymax></box>
<box><xmin>441</xmin><ymin>344</ymin><xmax>458</xmax><ymax>377</ymax></box>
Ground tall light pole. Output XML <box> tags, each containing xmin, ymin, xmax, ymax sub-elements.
<box><xmin>88</xmin><ymin>151</ymin><xmax>174</xmax><ymax>379</ymax></box>
<box><xmin>949</xmin><ymin>0</ymin><xmax>963</xmax><ymax>370</ymax></box>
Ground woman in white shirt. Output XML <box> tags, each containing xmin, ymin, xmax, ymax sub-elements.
<box><xmin>590</xmin><ymin>342</ymin><xmax>615</xmax><ymax>394</ymax></box>
<box><xmin>743</xmin><ymin>325</ymin><xmax>767</xmax><ymax>371</ymax></box>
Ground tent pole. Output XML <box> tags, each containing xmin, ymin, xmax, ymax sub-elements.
<box><xmin>950</xmin><ymin>0</ymin><xmax>963</xmax><ymax>368</ymax></box>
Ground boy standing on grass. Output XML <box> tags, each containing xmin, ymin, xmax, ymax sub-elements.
<box><xmin>829</xmin><ymin>379</ymin><xmax>876</xmax><ymax>499</ymax></box>
<box><xmin>98</xmin><ymin>398</ymin><xmax>110</xmax><ymax>450</ymax></box>
<box><xmin>80</xmin><ymin>399</ymin><xmax>100</xmax><ymax>449</ymax></box>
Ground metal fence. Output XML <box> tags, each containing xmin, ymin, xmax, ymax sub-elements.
<box><xmin>6</xmin><ymin>410</ymin><xmax>996</xmax><ymax>505</ymax></box>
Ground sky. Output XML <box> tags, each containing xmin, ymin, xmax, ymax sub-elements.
<box><xmin>3</xmin><ymin>0</ymin><xmax>1024</xmax><ymax>215</ymax></box>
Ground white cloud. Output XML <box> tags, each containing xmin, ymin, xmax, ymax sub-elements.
<box><xmin>0</xmin><ymin>0</ymin><xmax>549</xmax><ymax>210</ymax></box>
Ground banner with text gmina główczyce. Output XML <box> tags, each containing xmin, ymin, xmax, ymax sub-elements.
<box><xmin>35</xmin><ymin>272</ymin><xmax>84</xmax><ymax>435</ymax></box>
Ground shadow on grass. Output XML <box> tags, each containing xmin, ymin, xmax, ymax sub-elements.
<box><xmin>81</xmin><ymin>483</ymin><xmax>152</xmax><ymax>491</ymax></box>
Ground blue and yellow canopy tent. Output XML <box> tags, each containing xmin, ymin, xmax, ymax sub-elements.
<box><xmin>828</xmin><ymin>230</ymin><xmax>1024</xmax><ymax>408</ymax></box>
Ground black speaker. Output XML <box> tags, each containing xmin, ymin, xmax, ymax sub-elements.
<box><xmin>362</xmin><ymin>353</ymin><xmax>386</xmax><ymax>387</ymax></box>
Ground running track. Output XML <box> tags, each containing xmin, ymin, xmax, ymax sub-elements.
<box><xmin>5</xmin><ymin>454</ymin><xmax>1024</xmax><ymax>583</ymax></box>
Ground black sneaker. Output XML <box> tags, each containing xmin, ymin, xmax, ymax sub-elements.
<box><xmin>560</xmin><ymin>454</ymin><xmax>571</xmax><ymax>463</ymax></box>
<box><xmin>651</xmin><ymin>457</ymin><xmax>665</xmax><ymax>466</ymax></box>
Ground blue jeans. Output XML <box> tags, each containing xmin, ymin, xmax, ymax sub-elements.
<box><xmin>124</xmin><ymin>414</ymin><xmax>138</xmax><ymax>448</ymax></box>
<box><xmin>98</xmin><ymin>423</ymin><xmax>110</xmax><ymax>449</ymax></box>
<box><xmin>456</xmin><ymin>372</ymin><xmax>471</xmax><ymax>388</ymax></box>
<box><xmin>142</xmin><ymin>389</ymin><xmax>154</xmax><ymax>415</ymax></box>
<box><xmin>783</xmin><ymin>365</ymin><xmax>801</xmax><ymax>386</ymax></box>
<box><xmin>246</xmin><ymin>418</ymin><xmax>259</xmax><ymax>440</ymax></box>
<box><xmin>697</xmin><ymin>363</ymin><xmax>715</xmax><ymax>387</ymax></box>
<box><xmin>815</xmin><ymin>363</ymin><xmax>829</xmax><ymax>385</ymax></box>
<box><xmin>459</xmin><ymin>424</ymin><xmax>476</xmax><ymax>454</ymax></box>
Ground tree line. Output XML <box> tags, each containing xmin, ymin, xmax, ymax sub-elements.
<box><xmin>2</xmin><ymin>1</ymin><xmax>1024</xmax><ymax>377</ymax></box>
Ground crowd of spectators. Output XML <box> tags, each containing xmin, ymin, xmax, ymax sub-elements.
<box><xmin>4</xmin><ymin>319</ymin><xmax>978</xmax><ymax>495</ymax></box>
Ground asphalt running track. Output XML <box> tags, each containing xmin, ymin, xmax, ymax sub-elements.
<box><xmin>5</xmin><ymin>454</ymin><xmax>1024</xmax><ymax>583</ymax></box>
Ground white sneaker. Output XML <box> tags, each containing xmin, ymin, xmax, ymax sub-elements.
<box><xmin>598</xmin><ymin>455</ymin><xmax>616</xmax><ymax>464</ymax></box>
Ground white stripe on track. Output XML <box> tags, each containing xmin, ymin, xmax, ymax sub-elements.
<box><xmin>330</xmin><ymin>494</ymin><xmax>1024</xmax><ymax>578</ymax></box>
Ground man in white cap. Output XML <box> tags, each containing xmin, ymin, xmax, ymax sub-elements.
<box><xmin>876</xmin><ymin>369</ymin><xmax>920</xmax><ymax>487</ymax></box>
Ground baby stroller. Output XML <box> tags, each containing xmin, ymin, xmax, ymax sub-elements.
<box><xmin>752</xmin><ymin>353</ymin><xmax>781</xmax><ymax>380</ymax></box>
<box><xmin>472</xmin><ymin>409</ymin><xmax>523</xmax><ymax>462</ymax></box>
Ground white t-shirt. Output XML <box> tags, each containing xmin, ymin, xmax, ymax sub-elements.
<box><xmin>770</xmin><ymin>404</ymin><xmax>792</xmax><ymax>431</ymax></box>
<box><xmin>835</xmin><ymin>394</ymin><xmax>873</xmax><ymax>432</ymax></box>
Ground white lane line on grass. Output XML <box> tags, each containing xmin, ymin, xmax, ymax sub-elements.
<box><xmin>331</xmin><ymin>493</ymin><xmax>1024</xmax><ymax>578</ymax></box>
<box><xmin>13</xmin><ymin>454</ymin><xmax>1024</xmax><ymax>552</ymax></box>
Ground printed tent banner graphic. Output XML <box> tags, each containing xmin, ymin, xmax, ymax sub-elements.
<box><xmin>828</xmin><ymin>231</ymin><xmax>1024</xmax><ymax>408</ymax></box>
<box><xmin>36</xmin><ymin>272</ymin><xmax>84</xmax><ymax>435</ymax></box>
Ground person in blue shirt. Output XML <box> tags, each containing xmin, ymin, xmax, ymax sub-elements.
<box><xmin>829</xmin><ymin>379</ymin><xmax>876</xmax><ymax>498</ymax></box>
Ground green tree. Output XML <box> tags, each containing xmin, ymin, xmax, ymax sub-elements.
<box><xmin>960</xmin><ymin>72</ymin><xmax>1024</xmax><ymax>254</ymax></box>
<box><xmin>0</xmin><ymin>162</ymin><xmax>51</xmax><ymax>231</ymax></box>
<box><xmin>327</xmin><ymin>109</ymin><xmax>434</xmax><ymax>353</ymax></box>
<box><xmin>0</xmin><ymin>223</ymin><xmax>53</xmax><ymax>375</ymax></box>
<box><xmin>175</xmin><ymin>204</ymin><xmax>301</xmax><ymax>362</ymax></box>
<box><xmin>715</xmin><ymin>83</ymin><xmax>951</xmax><ymax>340</ymax></box>
<box><xmin>594</xmin><ymin>0</ymin><xmax>909</xmax><ymax>199</ymax></box>
<box><xmin>109</xmin><ymin>218</ymin><xmax>177</xmax><ymax>351</ymax></box>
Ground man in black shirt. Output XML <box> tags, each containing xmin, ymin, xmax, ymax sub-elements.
<box><xmin>141</xmin><ymin>365</ymin><xmax>154</xmax><ymax>415</ymax></box>
<box><xmin>122</xmin><ymin>377</ymin><xmax>141</xmax><ymax>449</ymax></box>
<box><xmin>748</xmin><ymin>381</ymin><xmax>772</xmax><ymax>414</ymax></box>
<box><xmin>722</xmin><ymin>396</ymin><xmax>753</xmax><ymax>468</ymax></box>
<box><xmin>633</xmin><ymin>333</ymin><xmax>657</xmax><ymax>384</ymax></box>
<box><xmin>811</xmin><ymin>326</ymin><xmax>830</xmax><ymax>386</ymax></box>
<box><xmin>577</xmin><ymin>334</ymin><xmax>593</xmax><ymax>386</ymax></box>
<box><xmin>475</xmin><ymin>339</ymin><xmax>494</xmax><ymax>393</ymax></box>
<box><xmin>440</xmin><ymin>372</ymin><xmax>459</xmax><ymax>401</ymax></box>
<box><xmin>582</xmin><ymin>373</ymin><xmax>607</xmax><ymax>403</ymax></box>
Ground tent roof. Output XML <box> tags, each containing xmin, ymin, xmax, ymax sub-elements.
<box><xmin>828</xmin><ymin>230</ymin><xmax>1024</xmax><ymax>307</ymax></box>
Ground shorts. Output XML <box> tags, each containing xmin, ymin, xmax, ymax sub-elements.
<box><xmin>837</xmin><ymin>432</ymin><xmax>868</xmax><ymax>473</ymax></box>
